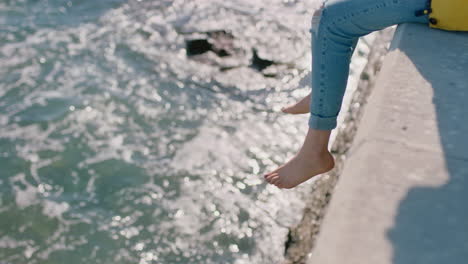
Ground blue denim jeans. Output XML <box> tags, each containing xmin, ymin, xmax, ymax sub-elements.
<box><xmin>308</xmin><ymin>0</ymin><xmax>430</xmax><ymax>130</ymax></box>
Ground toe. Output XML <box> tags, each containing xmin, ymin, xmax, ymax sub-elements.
<box><xmin>264</xmin><ymin>174</ymin><xmax>275</xmax><ymax>183</ymax></box>
<box><xmin>264</xmin><ymin>167</ymin><xmax>280</xmax><ymax>177</ymax></box>
<box><xmin>274</xmin><ymin>180</ymin><xmax>284</xmax><ymax>188</ymax></box>
<box><xmin>281</xmin><ymin>106</ymin><xmax>292</xmax><ymax>114</ymax></box>
<box><xmin>266</xmin><ymin>174</ymin><xmax>278</xmax><ymax>184</ymax></box>
<box><xmin>267</xmin><ymin>167</ymin><xmax>282</xmax><ymax>176</ymax></box>
<box><xmin>270</xmin><ymin>175</ymin><xmax>280</xmax><ymax>185</ymax></box>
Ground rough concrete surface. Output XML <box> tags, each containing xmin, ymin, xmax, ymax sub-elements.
<box><xmin>307</xmin><ymin>23</ymin><xmax>468</xmax><ymax>264</ymax></box>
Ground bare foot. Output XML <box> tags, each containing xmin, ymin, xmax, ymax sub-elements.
<box><xmin>281</xmin><ymin>92</ymin><xmax>311</xmax><ymax>114</ymax></box>
<box><xmin>263</xmin><ymin>128</ymin><xmax>335</xmax><ymax>189</ymax></box>
<box><xmin>264</xmin><ymin>150</ymin><xmax>334</xmax><ymax>189</ymax></box>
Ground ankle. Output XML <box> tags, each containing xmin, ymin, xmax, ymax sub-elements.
<box><xmin>298</xmin><ymin>147</ymin><xmax>330</xmax><ymax>159</ymax></box>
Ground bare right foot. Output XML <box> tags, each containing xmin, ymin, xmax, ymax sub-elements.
<box><xmin>264</xmin><ymin>150</ymin><xmax>334</xmax><ymax>189</ymax></box>
<box><xmin>281</xmin><ymin>92</ymin><xmax>311</xmax><ymax>115</ymax></box>
<box><xmin>263</xmin><ymin>128</ymin><xmax>334</xmax><ymax>189</ymax></box>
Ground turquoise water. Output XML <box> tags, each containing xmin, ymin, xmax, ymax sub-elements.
<box><xmin>0</xmin><ymin>0</ymin><xmax>321</xmax><ymax>263</ymax></box>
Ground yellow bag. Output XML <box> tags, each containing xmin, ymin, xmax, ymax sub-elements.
<box><xmin>415</xmin><ymin>0</ymin><xmax>468</xmax><ymax>31</ymax></box>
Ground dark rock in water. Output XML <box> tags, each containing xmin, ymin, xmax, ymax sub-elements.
<box><xmin>186</xmin><ymin>30</ymin><xmax>236</xmax><ymax>57</ymax></box>
<box><xmin>186</xmin><ymin>39</ymin><xmax>213</xmax><ymax>56</ymax></box>
<box><xmin>185</xmin><ymin>30</ymin><xmax>285</xmax><ymax>77</ymax></box>
<box><xmin>184</xmin><ymin>30</ymin><xmax>250</xmax><ymax>71</ymax></box>
<box><xmin>250</xmin><ymin>48</ymin><xmax>275</xmax><ymax>71</ymax></box>
<box><xmin>206</xmin><ymin>30</ymin><xmax>235</xmax><ymax>57</ymax></box>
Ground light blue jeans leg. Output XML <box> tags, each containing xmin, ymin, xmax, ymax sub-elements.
<box><xmin>308</xmin><ymin>0</ymin><xmax>430</xmax><ymax>130</ymax></box>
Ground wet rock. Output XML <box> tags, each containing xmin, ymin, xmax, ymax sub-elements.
<box><xmin>206</xmin><ymin>30</ymin><xmax>235</xmax><ymax>57</ymax></box>
<box><xmin>185</xmin><ymin>30</ymin><xmax>288</xmax><ymax>76</ymax></box>
<box><xmin>250</xmin><ymin>48</ymin><xmax>275</xmax><ymax>71</ymax></box>
<box><xmin>186</xmin><ymin>30</ymin><xmax>236</xmax><ymax>57</ymax></box>
<box><xmin>185</xmin><ymin>30</ymin><xmax>250</xmax><ymax>70</ymax></box>
<box><xmin>186</xmin><ymin>39</ymin><xmax>213</xmax><ymax>56</ymax></box>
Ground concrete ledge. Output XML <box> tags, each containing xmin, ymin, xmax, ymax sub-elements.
<box><xmin>307</xmin><ymin>23</ymin><xmax>468</xmax><ymax>264</ymax></box>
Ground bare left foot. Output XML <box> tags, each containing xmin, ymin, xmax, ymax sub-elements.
<box><xmin>281</xmin><ymin>92</ymin><xmax>311</xmax><ymax>114</ymax></box>
<box><xmin>263</xmin><ymin>128</ymin><xmax>334</xmax><ymax>189</ymax></box>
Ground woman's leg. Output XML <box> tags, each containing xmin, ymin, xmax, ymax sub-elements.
<box><xmin>309</xmin><ymin>0</ymin><xmax>430</xmax><ymax>130</ymax></box>
<box><xmin>283</xmin><ymin>0</ymin><xmax>431</xmax><ymax>117</ymax></box>
<box><xmin>265</xmin><ymin>0</ymin><xmax>430</xmax><ymax>189</ymax></box>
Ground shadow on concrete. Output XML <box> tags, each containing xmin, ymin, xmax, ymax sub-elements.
<box><xmin>386</xmin><ymin>24</ymin><xmax>468</xmax><ymax>263</ymax></box>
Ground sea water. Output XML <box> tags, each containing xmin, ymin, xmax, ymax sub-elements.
<box><xmin>0</xmin><ymin>0</ymin><xmax>375</xmax><ymax>263</ymax></box>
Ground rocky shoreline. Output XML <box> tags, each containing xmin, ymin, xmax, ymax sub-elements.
<box><xmin>281</xmin><ymin>27</ymin><xmax>396</xmax><ymax>264</ymax></box>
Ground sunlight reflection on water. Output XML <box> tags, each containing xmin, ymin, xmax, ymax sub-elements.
<box><xmin>0</xmin><ymin>0</ymin><xmax>367</xmax><ymax>263</ymax></box>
